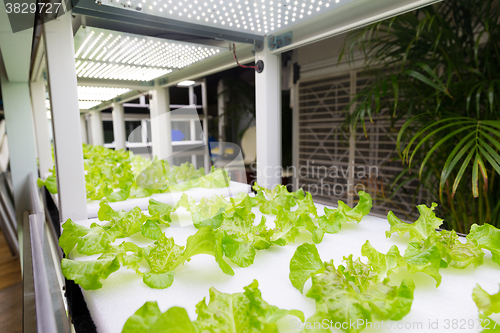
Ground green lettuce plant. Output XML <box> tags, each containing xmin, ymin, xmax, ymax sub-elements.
<box><xmin>38</xmin><ymin>144</ymin><xmax>230</xmax><ymax>202</ymax></box>
<box><xmin>59</xmin><ymin>185</ymin><xmax>373</xmax><ymax>289</ymax></box>
<box><xmin>61</xmin><ymin>226</ymin><xmax>233</xmax><ymax>290</ymax></box>
<box><xmin>177</xmin><ymin>185</ymin><xmax>373</xmax><ymax>267</ymax></box>
<box><xmin>473</xmin><ymin>284</ymin><xmax>500</xmax><ymax>332</ymax></box>
<box><xmin>386</xmin><ymin>204</ymin><xmax>500</xmax><ymax>286</ymax></box>
<box><xmin>122</xmin><ymin>280</ymin><xmax>304</xmax><ymax>333</ymax></box>
<box><xmin>289</xmin><ymin>243</ymin><xmax>415</xmax><ymax>333</ymax></box>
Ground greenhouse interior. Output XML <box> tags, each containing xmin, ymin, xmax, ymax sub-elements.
<box><xmin>0</xmin><ymin>0</ymin><xmax>499</xmax><ymax>332</ymax></box>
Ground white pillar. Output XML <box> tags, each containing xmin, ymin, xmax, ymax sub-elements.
<box><xmin>0</xmin><ymin>75</ymin><xmax>38</xmax><ymax>226</ymax></box>
<box><xmin>90</xmin><ymin>110</ymin><xmax>104</xmax><ymax>146</ymax></box>
<box><xmin>30</xmin><ymin>80</ymin><xmax>53</xmax><ymax>177</ymax></box>
<box><xmin>201</xmin><ymin>81</ymin><xmax>210</xmax><ymax>172</ymax></box>
<box><xmin>188</xmin><ymin>86</ymin><xmax>196</xmax><ymax>105</ymax></box>
<box><xmin>150</xmin><ymin>85</ymin><xmax>172</xmax><ymax>163</ymax></box>
<box><xmin>112</xmin><ymin>102</ymin><xmax>126</xmax><ymax>150</ymax></box>
<box><xmin>80</xmin><ymin>114</ymin><xmax>88</xmax><ymax>144</ymax></box>
<box><xmin>44</xmin><ymin>13</ymin><xmax>87</xmax><ymax>222</ymax></box>
<box><xmin>217</xmin><ymin>80</ymin><xmax>225</xmax><ymax>141</ymax></box>
<box><xmin>255</xmin><ymin>37</ymin><xmax>282</xmax><ymax>189</ymax></box>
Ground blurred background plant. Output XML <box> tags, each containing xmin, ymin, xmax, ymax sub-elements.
<box><xmin>340</xmin><ymin>0</ymin><xmax>500</xmax><ymax>233</ymax></box>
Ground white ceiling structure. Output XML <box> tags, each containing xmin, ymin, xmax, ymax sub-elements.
<box><xmin>101</xmin><ymin>0</ymin><xmax>356</xmax><ymax>34</ymax></box>
<box><xmin>68</xmin><ymin>0</ymin><xmax>441</xmax><ymax>111</ymax></box>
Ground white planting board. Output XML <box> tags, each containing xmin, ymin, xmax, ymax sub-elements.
<box><xmin>69</xmin><ymin>202</ymin><xmax>500</xmax><ymax>333</ymax></box>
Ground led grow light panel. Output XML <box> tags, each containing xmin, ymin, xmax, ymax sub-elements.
<box><xmin>100</xmin><ymin>0</ymin><xmax>355</xmax><ymax>35</ymax></box>
<box><xmin>77</xmin><ymin>86</ymin><xmax>131</xmax><ymax>101</ymax></box>
<box><xmin>74</xmin><ymin>27</ymin><xmax>226</xmax><ymax>81</ymax></box>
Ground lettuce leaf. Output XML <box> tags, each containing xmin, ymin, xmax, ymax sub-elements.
<box><xmin>289</xmin><ymin>243</ymin><xmax>325</xmax><ymax>292</ymax></box>
<box><xmin>61</xmin><ymin>256</ymin><xmax>120</xmax><ymax>290</ymax></box>
<box><xmin>59</xmin><ymin>219</ymin><xmax>118</xmax><ymax>256</ymax></box>
<box><xmin>467</xmin><ymin>224</ymin><xmax>500</xmax><ymax>266</ymax></box>
<box><xmin>37</xmin><ymin>171</ymin><xmax>58</xmax><ymax>194</ymax></box>
<box><xmin>196</xmin><ymin>280</ymin><xmax>304</xmax><ymax>333</ymax></box>
<box><xmin>472</xmin><ymin>284</ymin><xmax>500</xmax><ymax>332</ymax></box>
<box><xmin>403</xmin><ymin>239</ymin><xmax>444</xmax><ymax>287</ymax></box>
<box><xmin>148</xmin><ymin>199</ymin><xmax>174</xmax><ymax>224</ymax></box>
<box><xmin>289</xmin><ymin>243</ymin><xmax>415</xmax><ymax>333</ymax></box>
<box><xmin>386</xmin><ymin>202</ymin><xmax>443</xmax><ymax>240</ymax></box>
<box><xmin>252</xmin><ymin>183</ymin><xmax>305</xmax><ymax>215</ymax></box>
<box><xmin>361</xmin><ymin>240</ymin><xmax>403</xmax><ymax>278</ymax></box>
<box><xmin>176</xmin><ymin>194</ymin><xmax>230</xmax><ymax>228</ymax></box>
<box><xmin>436</xmin><ymin>230</ymin><xmax>484</xmax><ymax>269</ymax></box>
<box><xmin>326</xmin><ymin>191</ymin><xmax>373</xmax><ymax>224</ymax></box>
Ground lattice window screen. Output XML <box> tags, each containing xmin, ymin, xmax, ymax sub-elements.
<box><xmin>298</xmin><ymin>70</ymin><xmax>424</xmax><ymax>220</ymax></box>
<box><xmin>298</xmin><ymin>74</ymin><xmax>351</xmax><ymax>205</ymax></box>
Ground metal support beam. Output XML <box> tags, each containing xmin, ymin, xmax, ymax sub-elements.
<box><xmin>73</xmin><ymin>0</ymin><xmax>261</xmax><ymax>44</ymax></box>
<box><xmin>30</xmin><ymin>80</ymin><xmax>54</xmax><ymax>177</ymax></box>
<box><xmin>80</xmin><ymin>114</ymin><xmax>88</xmax><ymax>144</ymax></box>
<box><xmin>255</xmin><ymin>37</ymin><xmax>281</xmax><ymax>189</ymax></box>
<box><xmin>90</xmin><ymin>111</ymin><xmax>104</xmax><ymax>146</ymax></box>
<box><xmin>0</xmin><ymin>74</ymin><xmax>38</xmax><ymax>227</ymax></box>
<box><xmin>150</xmin><ymin>85</ymin><xmax>172</xmax><ymax>163</ymax></box>
<box><xmin>44</xmin><ymin>13</ymin><xmax>87</xmax><ymax>222</ymax></box>
<box><xmin>111</xmin><ymin>102</ymin><xmax>126</xmax><ymax>150</ymax></box>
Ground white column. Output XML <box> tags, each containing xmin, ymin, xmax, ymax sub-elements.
<box><xmin>255</xmin><ymin>37</ymin><xmax>282</xmax><ymax>189</ymax></box>
<box><xmin>44</xmin><ymin>13</ymin><xmax>87</xmax><ymax>222</ymax></box>
<box><xmin>150</xmin><ymin>84</ymin><xmax>172</xmax><ymax>163</ymax></box>
<box><xmin>188</xmin><ymin>86</ymin><xmax>196</xmax><ymax>106</ymax></box>
<box><xmin>112</xmin><ymin>102</ymin><xmax>126</xmax><ymax>150</ymax></box>
<box><xmin>90</xmin><ymin>110</ymin><xmax>104</xmax><ymax>146</ymax></box>
<box><xmin>217</xmin><ymin>80</ymin><xmax>225</xmax><ymax>143</ymax></box>
<box><xmin>0</xmin><ymin>75</ymin><xmax>38</xmax><ymax>225</ymax></box>
<box><xmin>30</xmin><ymin>80</ymin><xmax>53</xmax><ymax>177</ymax></box>
<box><xmin>201</xmin><ymin>81</ymin><xmax>210</xmax><ymax>172</ymax></box>
<box><xmin>80</xmin><ymin>114</ymin><xmax>88</xmax><ymax>144</ymax></box>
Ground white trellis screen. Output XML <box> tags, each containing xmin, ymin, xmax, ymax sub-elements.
<box><xmin>297</xmin><ymin>69</ymin><xmax>426</xmax><ymax>220</ymax></box>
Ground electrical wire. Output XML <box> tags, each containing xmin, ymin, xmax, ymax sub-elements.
<box><xmin>233</xmin><ymin>43</ymin><xmax>258</xmax><ymax>70</ymax></box>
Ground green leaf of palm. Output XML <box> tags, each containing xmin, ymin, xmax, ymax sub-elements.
<box><xmin>402</xmin><ymin>117</ymin><xmax>500</xmax><ymax>199</ymax></box>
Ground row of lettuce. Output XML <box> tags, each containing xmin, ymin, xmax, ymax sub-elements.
<box><xmin>38</xmin><ymin>144</ymin><xmax>230</xmax><ymax>201</ymax></box>
<box><xmin>58</xmin><ymin>183</ymin><xmax>500</xmax><ymax>332</ymax></box>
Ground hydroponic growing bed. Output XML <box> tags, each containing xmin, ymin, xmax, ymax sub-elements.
<box><xmin>41</xmin><ymin>144</ymin><xmax>251</xmax><ymax>218</ymax></box>
<box><xmin>61</xmin><ymin>186</ymin><xmax>500</xmax><ymax>333</ymax></box>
